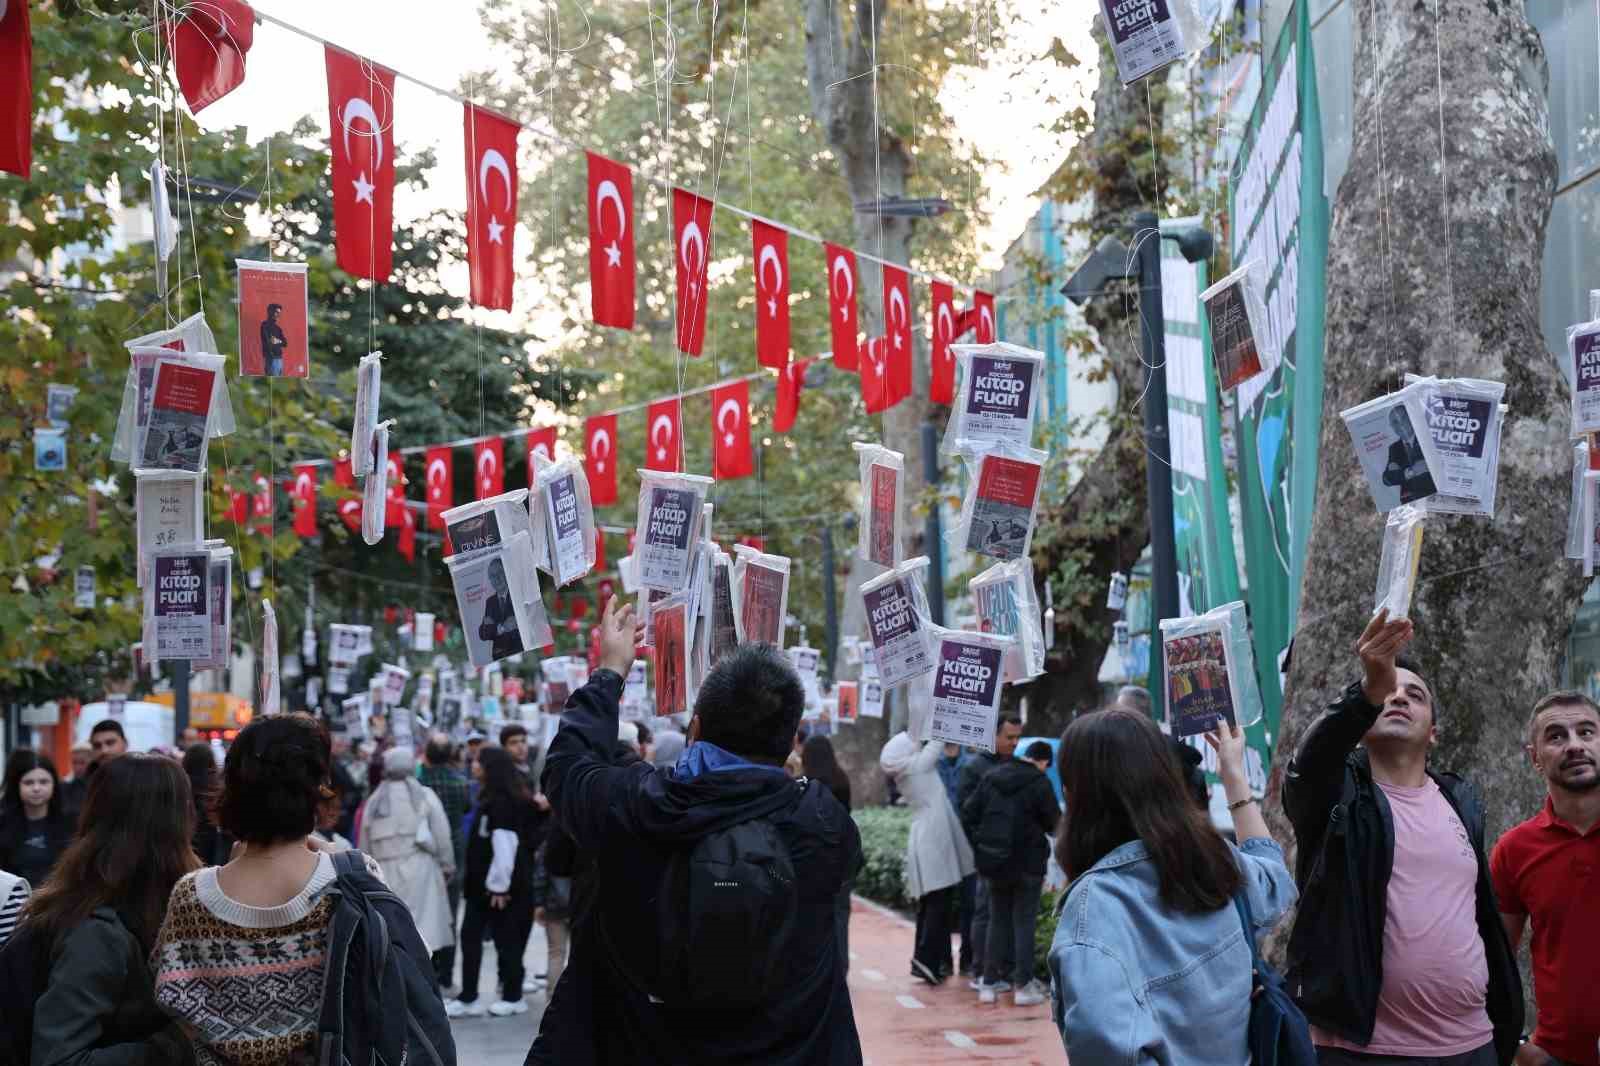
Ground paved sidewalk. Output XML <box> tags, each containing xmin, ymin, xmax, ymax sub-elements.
<box><xmin>847</xmin><ymin>896</ymin><xmax>1063</xmax><ymax>1065</ymax></box>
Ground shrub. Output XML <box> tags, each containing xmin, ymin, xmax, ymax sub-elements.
<box><xmin>851</xmin><ymin>805</ymin><xmax>914</xmax><ymax>912</ymax></box>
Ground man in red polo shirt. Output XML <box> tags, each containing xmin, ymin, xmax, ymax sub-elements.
<box><xmin>1490</xmin><ymin>690</ymin><xmax>1600</xmax><ymax>1066</ymax></box>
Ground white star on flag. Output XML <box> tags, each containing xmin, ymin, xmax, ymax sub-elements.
<box><xmin>839</xmin><ymin>305</ymin><xmax>849</xmax><ymax>321</ymax></box>
<box><xmin>605</xmin><ymin>241</ymin><xmax>622</xmax><ymax>268</ymax></box>
<box><xmin>487</xmin><ymin>217</ymin><xmax>505</xmax><ymax>244</ymax></box>
<box><xmin>893</xmin><ymin>333</ymin><xmax>903</xmax><ymax>349</ymax></box>
<box><xmin>353</xmin><ymin>172</ymin><xmax>375</xmax><ymax>204</ymax></box>
<box><xmin>766</xmin><ymin>297</ymin><xmax>778</xmax><ymax>318</ymax></box>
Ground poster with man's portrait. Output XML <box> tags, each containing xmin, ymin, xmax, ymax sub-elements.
<box><xmin>237</xmin><ymin>260</ymin><xmax>310</xmax><ymax>378</ymax></box>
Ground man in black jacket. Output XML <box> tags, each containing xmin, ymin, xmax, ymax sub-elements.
<box><xmin>955</xmin><ymin>713</ymin><xmax>1021</xmax><ymax>994</ymax></box>
<box><xmin>1283</xmin><ymin>609</ymin><xmax>1522</xmax><ymax>1066</ymax></box>
<box><xmin>532</xmin><ymin>597</ymin><xmax>864</xmax><ymax>1066</ymax></box>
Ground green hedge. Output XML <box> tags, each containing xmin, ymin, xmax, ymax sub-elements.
<box><xmin>852</xmin><ymin>805</ymin><xmax>1059</xmax><ymax>980</ymax></box>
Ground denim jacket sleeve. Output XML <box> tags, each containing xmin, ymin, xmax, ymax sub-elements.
<box><xmin>1049</xmin><ymin>937</ymin><xmax>1153</xmax><ymax>1066</ymax></box>
<box><xmin>1235</xmin><ymin>837</ymin><xmax>1298</xmax><ymax>939</ymax></box>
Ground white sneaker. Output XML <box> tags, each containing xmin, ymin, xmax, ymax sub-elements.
<box><xmin>445</xmin><ymin>999</ymin><xmax>485</xmax><ymax>1019</ymax></box>
<box><xmin>977</xmin><ymin>982</ymin><xmax>997</xmax><ymax>1005</ymax></box>
<box><xmin>1014</xmin><ymin>981</ymin><xmax>1047</xmax><ymax>1007</ymax></box>
<box><xmin>489</xmin><ymin>999</ymin><xmax>528</xmax><ymax>1017</ymax></box>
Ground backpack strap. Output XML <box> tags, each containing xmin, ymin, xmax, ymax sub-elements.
<box><xmin>1231</xmin><ymin>889</ymin><xmax>1261</xmax><ymax>972</ymax></box>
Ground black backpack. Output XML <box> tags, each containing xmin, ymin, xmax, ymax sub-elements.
<box><xmin>973</xmin><ymin>775</ymin><xmax>1026</xmax><ymax>878</ymax></box>
<box><xmin>0</xmin><ymin>920</ymin><xmax>49</xmax><ymax>1066</ymax></box>
<box><xmin>605</xmin><ymin>782</ymin><xmax>802</xmax><ymax>1009</ymax></box>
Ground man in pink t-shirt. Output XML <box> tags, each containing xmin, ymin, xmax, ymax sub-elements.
<box><xmin>1282</xmin><ymin>610</ymin><xmax>1523</xmax><ymax>1066</ymax></box>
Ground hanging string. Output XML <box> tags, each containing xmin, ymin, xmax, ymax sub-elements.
<box><xmin>1429</xmin><ymin>0</ymin><xmax>1455</xmax><ymax>333</ymax></box>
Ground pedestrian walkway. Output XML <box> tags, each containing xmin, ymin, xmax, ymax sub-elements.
<box><xmin>847</xmin><ymin>896</ymin><xmax>1063</xmax><ymax>1065</ymax></box>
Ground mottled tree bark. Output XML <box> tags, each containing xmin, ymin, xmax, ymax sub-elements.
<box><xmin>1271</xmin><ymin>0</ymin><xmax>1569</xmax><ymax>876</ymax></box>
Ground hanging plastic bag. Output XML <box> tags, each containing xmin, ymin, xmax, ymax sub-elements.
<box><xmin>442</xmin><ymin>488</ymin><xmax>532</xmax><ymax>560</ymax></box>
<box><xmin>1403</xmin><ymin>374</ymin><xmax>1506</xmax><ymax>515</ymax></box>
<box><xmin>1374</xmin><ymin>505</ymin><xmax>1425</xmax><ymax>622</ymax></box>
<box><xmin>135</xmin><ymin>470</ymin><xmax>204</xmax><ymax>588</ymax></box>
<box><xmin>634</xmin><ymin>470</ymin><xmax>713</xmax><ymax>592</ymax></box>
<box><xmin>708</xmin><ymin>549</ymin><xmax>739</xmax><ymax>666</ymax></box>
<box><xmin>650</xmin><ymin>590</ymin><xmax>693</xmax><ymax>717</ymax></box>
<box><xmin>969</xmin><ymin>558</ymin><xmax>1046</xmax><ymax>684</ymax></box>
<box><xmin>534</xmin><ymin>455</ymin><xmax>598</xmax><ymax>586</ymax></box>
<box><xmin>860</xmin><ymin>556</ymin><xmax>935</xmax><ymax>689</ymax></box>
<box><xmin>236</xmin><ymin>259</ymin><xmax>310</xmax><ymax>378</ymax></box>
<box><xmin>1158</xmin><ymin>600</ymin><xmax>1264</xmax><ymax>737</ymax></box>
<box><xmin>351</xmin><ymin>352</ymin><xmax>382</xmax><ymax>477</ymax></box>
<box><xmin>260</xmin><ymin>600</ymin><xmax>281</xmax><ymax>715</ymax></box>
<box><xmin>1099</xmin><ymin>0</ymin><xmax>1216</xmax><ymax>86</ymax></box>
<box><xmin>732</xmin><ymin>543</ymin><xmax>792</xmax><ymax>647</ymax></box>
<box><xmin>919</xmin><ymin>623</ymin><xmax>1015</xmax><ymax>753</ymax></box>
<box><xmin>1568</xmin><ymin>440</ymin><xmax>1590</xmax><ymax>560</ymax></box>
<box><xmin>941</xmin><ymin>342</ymin><xmax>1045</xmax><ymax>456</ymax></box>
<box><xmin>444</xmin><ymin>530</ymin><xmax>552</xmax><ymax>667</ymax></box>
<box><xmin>953</xmin><ymin>442</ymin><xmax>1049</xmax><ymax>563</ymax></box>
<box><xmin>1200</xmin><ymin>261</ymin><xmax>1278</xmax><ymax>394</ymax></box>
<box><xmin>133</xmin><ymin>353</ymin><xmax>227</xmax><ymax>473</ymax></box>
<box><xmin>195</xmin><ymin>541</ymin><xmax>233</xmax><ymax>673</ymax></box>
<box><xmin>1568</xmin><ymin>316</ymin><xmax>1600</xmax><ymax>436</ymax></box>
<box><xmin>361</xmin><ymin>420</ymin><xmax>393</xmax><ymax>546</ymax></box>
<box><xmin>1586</xmin><ymin>472</ymin><xmax>1600</xmax><ymax>579</ymax></box>
<box><xmin>143</xmin><ymin>544</ymin><xmax>214</xmax><ymax>666</ymax></box>
<box><xmin>853</xmin><ymin>441</ymin><xmax>905</xmax><ymax>568</ymax></box>
<box><xmin>1339</xmin><ymin>381</ymin><xmax>1448</xmax><ymax>512</ymax></box>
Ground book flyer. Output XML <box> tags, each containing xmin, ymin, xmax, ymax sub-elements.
<box><xmin>135</xmin><ymin>471</ymin><xmax>203</xmax><ymax>588</ymax></box>
<box><xmin>33</xmin><ymin>428</ymin><xmax>65</xmax><ymax>471</ymax></box>
<box><xmin>1339</xmin><ymin>385</ymin><xmax>1446</xmax><ymax>512</ymax></box>
<box><xmin>943</xmin><ymin>344</ymin><xmax>1044</xmax><ymax>454</ymax></box>
<box><xmin>853</xmin><ymin>442</ymin><xmax>904</xmax><ymax>568</ymax></box>
<box><xmin>861</xmin><ymin>562</ymin><xmax>935</xmax><ymax>689</ymax></box>
<box><xmin>635</xmin><ymin>473</ymin><xmax>711</xmax><ymax>591</ymax></box>
<box><xmin>1162</xmin><ymin>620</ymin><xmax>1236</xmax><ymax>737</ymax></box>
<box><xmin>140</xmin><ymin>360</ymin><xmax>218</xmax><ymax>472</ymax></box>
<box><xmin>237</xmin><ymin>260</ymin><xmax>310</xmax><ymax>377</ymax></box>
<box><xmin>734</xmin><ymin>546</ymin><xmax>791</xmax><ymax>647</ymax></box>
<box><xmin>73</xmin><ymin>565</ymin><xmax>96</xmax><ymax>610</ymax></box>
<box><xmin>927</xmin><ymin>629</ymin><xmax>1012</xmax><ymax>753</ymax></box>
<box><xmin>540</xmin><ymin>465</ymin><xmax>594</xmax><ymax>586</ymax></box>
<box><xmin>148</xmin><ymin>548</ymin><xmax>212</xmax><ymax>662</ymax></box>
<box><xmin>1199</xmin><ymin>262</ymin><xmax>1274</xmax><ymax>393</ymax></box>
<box><xmin>1100</xmin><ymin>0</ymin><xmax>1185</xmax><ymax>85</ymax></box>
<box><xmin>960</xmin><ymin>446</ymin><xmax>1047</xmax><ymax>562</ymax></box>
<box><xmin>653</xmin><ymin>595</ymin><xmax>690</xmax><ymax>717</ymax></box>
<box><xmin>443</xmin><ymin>490</ymin><xmax>531</xmax><ymax>560</ymax></box>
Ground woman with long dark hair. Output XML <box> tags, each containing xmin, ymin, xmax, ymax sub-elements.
<box><xmin>0</xmin><ymin>749</ymin><xmax>73</xmax><ymax>888</ymax></box>
<box><xmin>1048</xmin><ymin>710</ymin><xmax>1296</xmax><ymax>1063</ymax></box>
<box><xmin>21</xmin><ymin>753</ymin><xmax>197</xmax><ymax>1063</ymax></box>
<box><xmin>182</xmin><ymin>742</ymin><xmax>231</xmax><ymax>867</ymax></box>
<box><xmin>446</xmin><ymin>744</ymin><xmax>539</xmax><ymax>1019</ymax></box>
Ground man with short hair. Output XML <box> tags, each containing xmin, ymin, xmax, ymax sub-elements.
<box><xmin>420</xmin><ymin>732</ymin><xmax>470</xmax><ymax>991</ymax></box>
<box><xmin>88</xmin><ymin>719</ymin><xmax>128</xmax><ymax>762</ymax></box>
<box><xmin>1491</xmin><ymin>692</ymin><xmax>1600</xmax><ymax>1066</ymax></box>
<box><xmin>957</xmin><ymin>713</ymin><xmax>1022</xmax><ymax>998</ymax></box>
<box><xmin>58</xmin><ymin>745</ymin><xmax>93</xmax><ymax>820</ymax></box>
<box><xmin>532</xmin><ymin>599</ymin><xmax>862</xmax><ymax>1065</ymax></box>
<box><xmin>1284</xmin><ymin>610</ymin><xmax>1522</xmax><ymax>1066</ymax></box>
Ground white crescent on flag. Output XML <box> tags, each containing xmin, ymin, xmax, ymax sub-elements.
<box><xmin>595</xmin><ymin>179</ymin><xmax>627</xmax><ymax>238</ymax></box>
<box><xmin>341</xmin><ymin>97</ymin><xmax>385</xmax><ymax>169</ymax></box>
<box><xmin>758</xmin><ymin>243</ymin><xmax>784</xmax><ymax>295</ymax></box>
<box><xmin>295</xmin><ymin>471</ymin><xmax>314</xmax><ymax>501</ymax></box>
<box><xmin>680</xmin><ymin>220</ymin><xmax>705</xmax><ymax>274</ymax></box>
<box><xmin>426</xmin><ymin>457</ymin><xmax>447</xmax><ymax>500</ymax></box>
<box><xmin>889</xmin><ymin>285</ymin><xmax>908</xmax><ymax>330</ymax></box>
<box><xmin>651</xmin><ymin>414</ymin><xmax>674</xmax><ymax>459</ymax></box>
<box><xmin>478</xmin><ymin>149</ymin><xmax>513</xmax><ymax>210</ymax></box>
<box><xmin>831</xmin><ymin>254</ymin><xmax>854</xmax><ymax>303</ymax></box>
<box><xmin>590</xmin><ymin>427</ymin><xmax>612</xmax><ymax>472</ymax></box>
<box><xmin>477</xmin><ymin>447</ymin><xmax>497</xmax><ymax>487</ymax></box>
<box><xmin>936</xmin><ymin>302</ymin><xmax>955</xmax><ymax>341</ymax></box>
<box><xmin>980</xmin><ymin>305</ymin><xmax>995</xmax><ymax>339</ymax></box>
<box><xmin>387</xmin><ymin>456</ymin><xmax>401</xmax><ymax>482</ymax></box>
<box><xmin>717</xmin><ymin>398</ymin><xmax>743</xmax><ymax>446</ymax></box>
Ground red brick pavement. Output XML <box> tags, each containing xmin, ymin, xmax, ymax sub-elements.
<box><xmin>846</xmin><ymin>895</ymin><xmax>1064</xmax><ymax>1065</ymax></box>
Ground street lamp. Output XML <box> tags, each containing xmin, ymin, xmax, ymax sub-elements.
<box><xmin>1062</xmin><ymin>211</ymin><xmax>1213</xmax><ymax>721</ymax></box>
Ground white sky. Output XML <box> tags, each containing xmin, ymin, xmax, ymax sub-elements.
<box><xmin>197</xmin><ymin>0</ymin><xmax>1093</xmax><ymax>293</ymax></box>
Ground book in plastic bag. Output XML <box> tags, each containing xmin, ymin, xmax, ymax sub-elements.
<box><xmin>138</xmin><ymin>356</ymin><xmax>223</xmax><ymax>473</ymax></box>
<box><xmin>1374</xmin><ymin>505</ymin><xmax>1425</xmax><ymax>622</ymax></box>
<box><xmin>860</xmin><ymin>556</ymin><xmax>935</xmax><ymax>690</ymax></box>
<box><xmin>260</xmin><ymin>600</ymin><xmax>281</xmax><ymax>716</ymax></box>
<box><xmin>534</xmin><ymin>455</ymin><xmax>597</xmax><ymax>586</ymax></box>
<box><xmin>955</xmin><ymin>443</ymin><xmax>1048</xmax><ymax>562</ymax></box>
<box><xmin>351</xmin><ymin>352</ymin><xmax>382</xmax><ymax>477</ymax></box>
<box><xmin>853</xmin><ymin>441</ymin><xmax>904</xmax><ymax>568</ymax></box>
<box><xmin>135</xmin><ymin>470</ymin><xmax>204</xmax><ymax>588</ymax></box>
<box><xmin>969</xmin><ymin>558</ymin><xmax>1046</xmax><ymax>684</ymax></box>
<box><xmin>442</xmin><ymin>489</ymin><xmax>531</xmax><ymax>560</ymax></box>
<box><xmin>380</xmin><ymin>662</ymin><xmax>411</xmax><ymax>706</ymax></box>
<box><xmin>1568</xmin><ymin>440</ymin><xmax>1590</xmax><ymax>560</ymax></box>
<box><xmin>788</xmin><ymin>646</ymin><xmax>823</xmax><ymax>718</ymax></box>
<box><xmin>444</xmin><ymin>530</ymin><xmax>552</xmax><ymax>667</ymax></box>
<box><xmin>940</xmin><ymin>343</ymin><xmax>1045</xmax><ymax>455</ymax></box>
<box><xmin>1339</xmin><ymin>383</ymin><xmax>1447</xmax><ymax>512</ymax></box>
<box><xmin>144</xmin><ymin>545</ymin><xmax>213</xmax><ymax>665</ymax></box>
<box><xmin>1586</xmin><ymin>472</ymin><xmax>1600</xmax><ymax>579</ymax></box>
<box><xmin>652</xmin><ymin>592</ymin><xmax>692</xmax><ymax>717</ymax></box>
<box><xmin>362</xmin><ymin>420</ymin><xmax>394</xmax><ymax>546</ymax></box>
<box><xmin>921</xmin><ymin>624</ymin><xmax>1015</xmax><ymax>753</ymax></box>
<box><xmin>237</xmin><ymin>259</ymin><xmax>310</xmax><ymax>377</ymax></box>
<box><xmin>708</xmin><ymin>549</ymin><xmax>739</xmax><ymax>665</ymax></box>
<box><xmin>732</xmin><ymin>544</ymin><xmax>791</xmax><ymax>647</ymax></box>
<box><xmin>1404</xmin><ymin>374</ymin><xmax>1506</xmax><ymax>514</ymax></box>
<box><xmin>1200</xmin><ymin>261</ymin><xmax>1277</xmax><ymax>393</ymax></box>
<box><xmin>860</xmin><ymin>673</ymin><xmax>884</xmax><ymax>719</ymax></box>
<box><xmin>1100</xmin><ymin>0</ymin><xmax>1207</xmax><ymax>85</ymax></box>
<box><xmin>329</xmin><ymin>623</ymin><xmax>369</xmax><ymax>667</ymax></box>
<box><xmin>1159</xmin><ymin>601</ymin><xmax>1265</xmax><ymax>737</ymax></box>
<box><xmin>194</xmin><ymin>541</ymin><xmax>233</xmax><ymax>672</ymax></box>
<box><xmin>1569</xmin><ymin>318</ymin><xmax>1600</xmax><ymax>436</ymax></box>
<box><xmin>634</xmin><ymin>471</ymin><xmax>713</xmax><ymax>592</ymax></box>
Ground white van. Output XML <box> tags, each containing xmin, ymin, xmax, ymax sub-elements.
<box><xmin>75</xmin><ymin>701</ymin><xmax>175</xmax><ymax>753</ymax></box>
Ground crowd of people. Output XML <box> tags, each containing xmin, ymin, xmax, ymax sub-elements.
<box><xmin>0</xmin><ymin>602</ymin><xmax>1597</xmax><ymax>1065</ymax></box>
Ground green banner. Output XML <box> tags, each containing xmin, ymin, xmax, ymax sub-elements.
<box><xmin>1228</xmin><ymin>0</ymin><xmax>1329</xmax><ymax>783</ymax></box>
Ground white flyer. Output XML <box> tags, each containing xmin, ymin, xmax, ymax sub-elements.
<box><xmin>1405</xmin><ymin>375</ymin><xmax>1506</xmax><ymax>512</ymax></box>
<box><xmin>970</xmin><ymin>558</ymin><xmax>1046</xmax><ymax>684</ymax></box>
<box><xmin>788</xmin><ymin>646</ymin><xmax>823</xmax><ymax>718</ymax></box>
<box><xmin>634</xmin><ymin>472</ymin><xmax>712</xmax><ymax>591</ymax></box>
<box><xmin>859</xmin><ymin>675</ymin><xmax>884</xmax><ymax>719</ymax></box>
<box><xmin>146</xmin><ymin>547</ymin><xmax>213</xmax><ymax>664</ymax></box>
<box><xmin>351</xmin><ymin>352</ymin><xmax>382</xmax><ymax>476</ymax></box>
<box><xmin>443</xmin><ymin>489</ymin><xmax>531</xmax><ymax>560</ymax></box>
<box><xmin>73</xmin><ymin>565</ymin><xmax>96</xmax><ymax>610</ymax></box>
<box><xmin>860</xmin><ymin>558</ymin><xmax>935</xmax><ymax>689</ymax></box>
<box><xmin>537</xmin><ymin>458</ymin><xmax>597</xmax><ymax>587</ymax></box>
<box><xmin>941</xmin><ymin>342</ymin><xmax>1045</xmax><ymax>455</ymax></box>
<box><xmin>135</xmin><ymin>470</ymin><xmax>203</xmax><ymax>588</ymax></box>
<box><xmin>444</xmin><ymin>530</ymin><xmax>553</xmax><ymax>668</ymax></box>
<box><xmin>1374</xmin><ymin>505</ymin><xmax>1425</xmax><ymax>622</ymax></box>
<box><xmin>329</xmin><ymin>667</ymin><xmax>350</xmax><ymax>696</ymax></box>
<box><xmin>194</xmin><ymin>542</ymin><xmax>233</xmax><ymax>672</ymax></box>
<box><xmin>381</xmin><ymin>662</ymin><xmax>411</xmax><ymax>705</ymax></box>
<box><xmin>1101</xmin><ymin>0</ymin><xmax>1186</xmax><ymax>85</ymax></box>
<box><xmin>1339</xmin><ymin>383</ymin><xmax>1448</xmax><ymax>513</ymax></box>
<box><xmin>924</xmin><ymin>626</ymin><xmax>1013</xmax><ymax>754</ymax></box>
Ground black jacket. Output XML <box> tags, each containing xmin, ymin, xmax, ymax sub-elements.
<box><xmin>463</xmin><ymin>794</ymin><xmax>538</xmax><ymax>902</ymax></box>
<box><xmin>1283</xmin><ymin>682</ymin><xmax>1523</xmax><ymax>1064</ymax></box>
<box><xmin>961</xmin><ymin>760</ymin><xmax>1059</xmax><ymax>879</ymax></box>
<box><xmin>956</xmin><ymin>751</ymin><xmax>1005</xmax><ymax>841</ymax></box>
<box><xmin>533</xmin><ymin>670</ymin><xmax>864</xmax><ymax>1066</ymax></box>
<box><xmin>0</xmin><ymin>812</ymin><xmax>74</xmax><ymax>890</ymax></box>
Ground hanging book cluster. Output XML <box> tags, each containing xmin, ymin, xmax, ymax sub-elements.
<box><xmin>1158</xmin><ymin>602</ymin><xmax>1266</xmax><ymax>738</ymax></box>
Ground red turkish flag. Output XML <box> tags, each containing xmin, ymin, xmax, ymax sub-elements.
<box><xmin>930</xmin><ymin>280</ymin><xmax>957</xmax><ymax>405</ymax></box>
<box><xmin>464</xmin><ymin>105</ymin><xmax>519</xmax><ymax>311</ymax></box>
<box><xmin>672</xmin><ymin>188</ymin><xmax>714</xmax><ymax>356</ymax></box>
<box><xmin>585</xmin><ymin>414</ymin><xmax>619</xmax><ymax>506</ymax></box>
<box><xmin>333</xmin><ymin>459</ymin><xmax>362</xmax><ymax>532</ymax></box>
<box><xmin>587</xmin><ymin>152</ymin><xmax>635</xmax><ymax>329</ymax></box>
<box><xmin>251</xmin><ymin>474</ymin><xmax>273</xmax><ymax>535</ymax></box>
<box><xmin>474</xmin><ymin>437</ymin><xmax>504</xmax><ymax>499</ymax></box>
<box><xmin>595</xmin><ymin>529</ymin><xmax>607</xmax><ymax>572</ymax></box>
<box><xmin>384</xmin><ymin>450</ymin><xmax>405</xmax><ymax>526</ymax></box>
<box><xmin>1</xmin><ymin>0</ymin><xmax>31</xmax><ymax>178</ymax></box>
<box><xmin>751</xmin><ymin>220</ymin><xmax>790</xmax><ymax>369</ymax></box>
<box><xmin>883</xmin><ymin>265</ymin><xmax>913</xmax><ymax>407</ymax></box>
<box><xmin>325</xmin><ymin>46</ymin><xmax>396</xmax><ymax>281</ymax></box>
<box><xmin>644</xmin><ymin>398</ymin><xmax>682</xmax><ymax>472</ymax></box>
<box><xmin>861</xmin><ymin>337</ymin><xmax>889</xmax><ymax>415</ymax></box>
<box><xmin>774</xmin><ymin>356</ymin><xmax>810</xmax><ymax>434</ymax></box>
<box><xmin>424</xmin><ymin>447</ymin><xmax>453</xmax><ymax>530</ymax></box>
<box><xmin>526</xmin><ymin>426</ymin><xmax>557</xmax><ymax>483</ymax></box>
<box><xmin>292</xmin><ymin>463</ymin><xmax>318</xmax><ymax>538</ymax></box>
<box><xmin>712</xmin><ymin>380</ymin><xmax>754</xmax><ymax>481</ymax></box>
<box><xmin>824</xmin><ymin>243</ymin><xmax>859</xmax><ymax>371</ymax></box>
<box><xmin>170</xmin><ymin>0</ymin><xmax>254</xmax><ymax>114</ymax></box>
<box><xmin>398</xmin><ymin>501</ymin><xmax>416</xmax><ymax>562</ymax></box>
<box><xmin>738</xmin><ymin>535</ymin><xmax>766</xmax><ymax>552</ymax></box>
<box><xmin>974</xmin><ymin>290</ymin><xmax>997</xmax><ymax>343</ymax></box>
<box><xmin>228</xmin><ymin>485</ymin><xmax>249</xmax><ymax>527</ymax></box>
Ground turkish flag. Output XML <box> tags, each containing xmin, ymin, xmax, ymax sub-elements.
<box><xmin>751</xmin><ymin>220</ymin><xmax>790</xmax><ymax>369</ymax></box>
<box><xmin>1</xmin><ymin>0</ymin><xmax>31</xmax><ymax>178</ymax></box>
<box><xmin>587</xmin><ymin>152</ymin><xmax>635</xmax><ymax>329</ymax></box>
<box><xmin>585</xmin><ymin>414</ymin><xmax>619</xmax><ymax>506</ymax></box>
<box><xmin>398</xmin><ymin>501</ymin><xmax>416</xmax><ymax>562</ymax></box>
<box><xmin>384</xmin><ymin>450</ymin><xmax>405</xmax><ymax>526</ymax></box>
<box><xmin>251</xmin><ymin>474</ymin><xmax>273</xmax><ymax>535</ymax></box>
<box><xmin>644</xmin><ymin>397</ymin><xmax>682</xmax><ymax>472</ymax></box>
<box><xmin>464</xmin><ymin>105</ymin><xmax>519</xmax><ymax>311</ymax></box>
<box><xmin>824</xmin><ymin>243</ymin><xmax>859</xmax><ymax>372</ymax></box>
<box><xmin>883</xmin><ymin>265</ymin><xmax>913</xmax><ymax>366</ymax></box>
<box><xmin>170</xmin><ymin>0</ymin><xmax>253</xmax><ymax>114</ymax></box>
<box><xmin>974</xmin><ymin>290</ymin><xmax>997</xmax><ymax>343</ymax></box>
<box><xmin>595</xmin><ymin>529</ymin><xmax>607</xmax><ymax>572</ymax></box>
<box><xmin>712</xmin><ymin>380</ymin><xmax>754</xmax><ymax>481</ymax></box>
<box><xmin>228</xmin><ymin>485</ymin><xmax>249</xmax><ymax>527</ymax></box>
<box><xmin>333</xmin><ymin>459</ymin><xmax>362</xmax><ymax>532</ymax></box>
<box><xmin>861</xmin><ymin>337</ymin><xmax>889</xmax><ymax>415</ymax></box>
<box><xmin>325</xmin><ymin>46</ymin><xmax>396</xmax><ymax>281</ymax></box>
<box><xmin>292</xmin><ymin>463</ymin><xmax>319</xmax><ymax>538</ymax></box>
<box><xmin>930</xmin><ymin>281</ymin><xmax>957</xmax><ymax>405</ymax></box>
<box><xmin>672</xmin><ymin>188</ymin><xmax>714</xmax><ymax>356</ymax></box>
<box><xmin>474</xmin><ymin>437</ymin><xmax>504</xmax><ymax>499</ymax></box>
<box><xmin>775</xmin><ymin>356</ymin><xmax>810</xmax><ymax>434</ymax></box>
<box><xmin>424</xmin><ymin>446</ymin><xmax>453</xmax><ymax>530</ymax></box>
<box><xmin>738</xmin><ymin>535</ymin><xmax>766</xmax><ymax>552</ymax></box>
<box><xmin>526</xmin><ymin>426</ymin><xmax>557</xmax><ymax>483</ymax></box>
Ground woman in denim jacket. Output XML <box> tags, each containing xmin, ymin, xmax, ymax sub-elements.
<box><xmin>1049</xmin><ymin>710</ymin><xmax>1297</xmax><ymax>1065</ymax></box>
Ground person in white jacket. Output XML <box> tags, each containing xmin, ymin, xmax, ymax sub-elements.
<box><xmin>880</xmin><ymin>731</ymin><xmax>976</xmax><ymax>985</ymax></box>
<box><xmin>357</xmin><ymin>746</ymin><xmax>456</xmax><ymax>955</ymax></box>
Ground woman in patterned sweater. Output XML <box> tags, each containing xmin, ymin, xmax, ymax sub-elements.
<box><xmin>153</xmin><ymin>715</ymin><xmax>387</xmax><ymax>1066</ymax></box>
